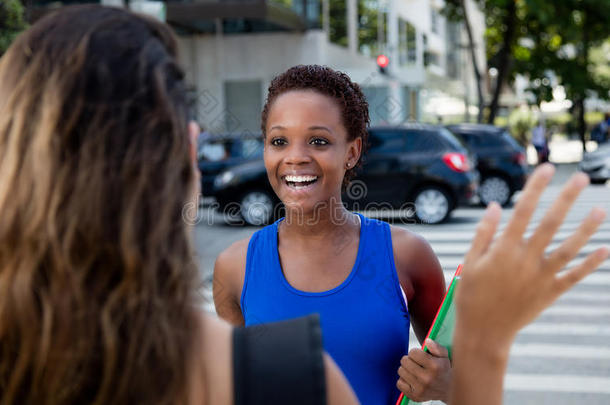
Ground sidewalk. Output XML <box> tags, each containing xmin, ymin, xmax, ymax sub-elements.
<box><xmin>527</xmin><ymin>136</ymin><xmax>598</xmax><ymax>165</ymax></box>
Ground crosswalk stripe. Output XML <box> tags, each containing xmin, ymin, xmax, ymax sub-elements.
<box><xmin>542</xmin><ymin>305</ymin><xmax>610</xmax><ymax>316</ymax></box>
<box><xmin>510</xmin><ymin>343</ymin><xmax>610</xmax><ymax>359</ymax></box>
<box><xmin>520</xmin><ymin>323</ymin><xmax>610</xmax><ymax>336</ymax></box>
<box><xmin>559</xmin><ymin>291</ymin><xmax>610</xmax><ymax>302</ymax></box>
<box><xmin>430</xmin><ymin>243</ymin><xmax>608</xmax><ymax>255</ymax></box>
<box><xmin>441</xmin><ymin>268</ymin><xmax>610</xmax><ymax>285</ymax></box>
<box><xmin>504</xmin><ymin>374</ymin><xmax>610</xmax><ymax>394</ymax></box>
<box><xmin>417</xmin><ymin>230</ymin><xmax>610</xmax><ymax>241</ymax></box>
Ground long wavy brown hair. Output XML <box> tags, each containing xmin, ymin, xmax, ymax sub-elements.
<box><xmin>0</xmin><ymin>5</ymin><xmax>201</xmax><ymax>404</ymax></box>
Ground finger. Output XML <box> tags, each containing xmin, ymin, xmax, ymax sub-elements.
<box><xmin>503</xmin><ymin>164</ymin><xmax>555</xmax><ymax>241</ymax></box>
<box><xmin>397</xmin><ymin>363</ymin><xmax>418</xmax><ymax>382</ymax></box>
<box><xmin>545</xmin><ymin>208</ymin><xmax>606</xmax><ymax>271</ymax></box>
<box><xmin>401</xmin><ymin>355</ymin><xmax>427</xmax><ymax>379</ymax></box>
<box><xmin>396</xmin><ymin>378</ymin><xmax>416</xmax><ymax>397</ymax></box>
<box><xmin>464</xmin><ymin>202</ymin><xmax>502</xmax><ymax>263</ymax></box>
<box><xmin>555</xmin><ymin>247</ymin><xmax>609</xmax><ymax>295</ymax></box>
<box><xmin>405</xmin><ymin>348</ymin><xmax>430</xmax><ymax>368</ymax></box>
<box><xmin>424</xmin><ymin>338</ymin><xmax>449</xmax><ymax>358</ymax></box>
<box><xmin>528</xmin><ymin>173</ymin><xmax>589</xmax><ymax>253</ymax></box>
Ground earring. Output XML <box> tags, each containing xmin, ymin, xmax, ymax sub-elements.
<box><xmin>346</xmin><ymin>162</ymin><xmax>351</xmax><ymax>168</ymax></box>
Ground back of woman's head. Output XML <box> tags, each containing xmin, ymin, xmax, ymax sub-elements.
<box><xmin>0</xmin><ymin>5</ymin><xmax>199</xmax><ymax>404</ymax></box>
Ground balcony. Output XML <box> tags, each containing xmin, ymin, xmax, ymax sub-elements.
<box><xmin>29</xmin><ymin>0</ymin><xmax>320</xmax><ymax>34</ymax></box>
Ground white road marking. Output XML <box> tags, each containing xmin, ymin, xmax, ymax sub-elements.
<box><xmin>504</xmin><ymin>374</ymin><xmax>610</xmax><ymax>394</ymax></box>
<box><xmin>519</xmin><ymin>323</ymin><xmax>610</xmax><ymax>336</ymax></box>
<box><xmin>510</xmin><ymin>343</ymin><xmax>610</xmax><ymax>359</ymax></box>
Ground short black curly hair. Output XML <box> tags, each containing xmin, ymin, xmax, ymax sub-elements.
<box><xmin>261</xmin><ymin>65</ymin><xmax>370</xmax><ymax>186</ymax></box>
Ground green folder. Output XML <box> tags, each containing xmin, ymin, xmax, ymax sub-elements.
<box><xmin>398</xmin><ymin>265</ymin><xmax>462</xmax><ymax>405</ymax></box>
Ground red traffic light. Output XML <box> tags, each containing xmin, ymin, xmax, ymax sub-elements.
<box><xmin>377</xmin><ymin>54</ymin><xmax>389</xmax><ymax>68</ymax></box>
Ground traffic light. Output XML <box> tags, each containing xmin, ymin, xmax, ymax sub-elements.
<box><xmin>377</xmin><ymin>54</ymin><xmax>389</xmax><ymax>75</ymax></box>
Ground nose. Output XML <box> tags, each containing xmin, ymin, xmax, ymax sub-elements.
<box><xmin>283</xmin><ymin>143</ymin><xmax>312</xmax><ymax>165</ymax></box>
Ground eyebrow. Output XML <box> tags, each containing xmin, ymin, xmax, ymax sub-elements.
<box><xmin>268</xmin><ymin>125</ymin><xmax>332</xmax><ymax>133</ymax></box>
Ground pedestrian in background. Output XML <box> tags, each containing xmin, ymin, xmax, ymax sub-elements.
<box><xmin>532</xmin><ymin>120</ymin><xmax>549</xmax><ymax>164</ymax></box>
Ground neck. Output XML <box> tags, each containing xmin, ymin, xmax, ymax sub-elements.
<box><xmin>281</xmin><ymin>197</ymin><xmax>357</xmax><ymax>237</ymax></box>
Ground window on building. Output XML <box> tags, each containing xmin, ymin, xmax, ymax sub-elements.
<box><xmin>431</xmin><ymin>8</ymin><xmax>439</xmax><ymax>34</ymax></box>
<box><xmin>358</xmin><ymin>0</ymin><xmax>387</xmax><ymax>58</ymax></box>
<box><xmin>398</xmin><ymin>18</ymin><xmax>417</xmax><ymax>66</ymax></box>
<box><xmin>329</xmin><ymin>0</ymin><xmax>348</xmax><ymax>47</ymax></box>
<box><xmin>446</xmin><ymin>22</ymin><xmax>461</xmax><ymax>79</ymax></box>
<box><xmin>224</xmin><ymin>81</ymin><xmax>262</xmax><ymax>132</ymax></box>
<box><xmin>361</xmin><ymin>86</ymin><xmax>390</xmax><ymax>125</ymax></box>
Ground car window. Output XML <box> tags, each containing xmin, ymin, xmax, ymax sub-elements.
<box><xmin>501</xmin><ymin>131</ymin><xmax>522</xmax><ymax>149</ymax></box>
<box><xmin>239</xmin><ymin>138</ymin><xmax>264</xmax><ymax>158</ymax></box>
<box><xmin>368</xmin><ymin>129</ymin><xmax>406</xmax><ymax>153</ymax></box>
<box><xmin>438</xmin><ymin>128</ymin><xmax>467</xmax><ymax>150</ymax></box>
<box><xmin>200</xmin><ymin>141</ymin><xmax>231</xmax><ymax>162</ymax></box>
<box><xmin>404</xmin><ymin>130</ymin><xmax>444</xmax><ymax>152</ymax></box>
<box><xmin>476</xmin><ymin>134</ymin><xmax>505</xmax><ymax>147</ymax></box>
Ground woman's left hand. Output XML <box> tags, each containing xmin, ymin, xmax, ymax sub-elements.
<box><xmin>396</xmin><ymin>338</ymin><xmax>452</xmax><ymax>403</ymax></box>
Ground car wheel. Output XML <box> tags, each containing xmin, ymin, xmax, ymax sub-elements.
<box><xmin>413</xmin><ymin>187</ymin><xmax>452</xmax><ymax>224</ymax></box>
<box><xmin>479</xmin><ymin>176</ymin><xmax>512</xmax><ymax>206</ymax></box>
<box><xmin>240</xmin><ymin>190</ymin><xmax>275</xmax><ymax>226</ymax></box>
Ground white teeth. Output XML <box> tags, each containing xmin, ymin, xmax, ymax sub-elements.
<box><xmin>285</xmin><ymin>175</ymin><xmax>317</xmax><ymax>182</ymax></box>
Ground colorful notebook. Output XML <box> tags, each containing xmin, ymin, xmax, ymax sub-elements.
<box><xmin>396</xmin><ymin>264</ymin><xmax>462</xmax><ymax>405</ymax></box>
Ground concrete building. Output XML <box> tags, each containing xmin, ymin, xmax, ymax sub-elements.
<box><xmin>34</xmin><ymin>0</ymin><xmax>487</xmax><ymax>132</ymax></box>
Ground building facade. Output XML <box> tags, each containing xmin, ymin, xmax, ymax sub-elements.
<box><xmin>33</xmin><ymin>0</ymin><xmax>487</xmax><ymax>132</ymax></box>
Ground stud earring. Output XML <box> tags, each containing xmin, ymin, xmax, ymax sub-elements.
<box><xmin>346</xmin><ymin>162</ymin><xmax>351</xmax><ymax>168</ymax></box>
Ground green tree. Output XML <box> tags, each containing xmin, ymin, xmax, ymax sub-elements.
<box><xmin>0</xmin><ymin>0</ymin><xmax>27</xmax><ymax>56</ymax></box>
<box><xmin>514</xmin><ymin>0</ymin><xmax>610</xmax><ymax>151</ymax></box>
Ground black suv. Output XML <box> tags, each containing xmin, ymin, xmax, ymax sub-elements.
<box><xmin>345</xmin><ymin>124</ymin><xmax>479</xmax><ymax>224</ymax></box>
<box><xmin>446</xmin><ymin>124</ymin><xmax>528</xmax><ymax>206</ymax></box>
<box><xmin>197</xmin><ymin>133</ymin><xmax>263</xmax><ymax>195</ymax></box>
<box><xmin>211</xmin><ymin>124</ymin><xmax>478</xmax><ymax>225</ymax></box>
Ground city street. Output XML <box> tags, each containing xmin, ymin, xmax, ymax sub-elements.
<box><xmin>193</xmin><ymin>163</ymin><xmax>610</xmax><ymax>404</ymax></box>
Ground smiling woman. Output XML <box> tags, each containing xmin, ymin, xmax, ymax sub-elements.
<box><xmin>214</xmin><ymin>65</ymin><xmax>452</xmax><ymax>405</ymax></box>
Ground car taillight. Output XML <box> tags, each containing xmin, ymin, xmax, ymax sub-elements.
<box><xmin>512</xmin><ymin>152</ymin><xmax>526</xmax><ymax>165</ymax></box>
<box><xmin>442</xmin><ymin>152</ymin><xmax>469</xmax><ymax>172</ymax></box>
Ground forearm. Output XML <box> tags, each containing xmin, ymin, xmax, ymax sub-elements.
<box><xmin>450</xmin><ymin>329</ymin><xmax>511</xmax><ymax>405</ymax></box>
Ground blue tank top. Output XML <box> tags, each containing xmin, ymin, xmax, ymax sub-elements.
<box><xmin>241</xmin><ymin>214</ymin><xmax>410</xmax><ymax>405</ymax></box>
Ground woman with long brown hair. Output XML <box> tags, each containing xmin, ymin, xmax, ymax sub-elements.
<box><xmin>0</xmin><ymin>5</ymin><xmax>356</xmax><ymax>404</ymax></box>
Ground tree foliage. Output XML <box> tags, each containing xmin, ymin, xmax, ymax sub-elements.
<box><xmin>0</xmin><ymin>0</ymin><xmax>27</xmax><ymax>56</ymax></box>
<box><xmin>446</xmin><ymin>0</ymin><xmax>610</xmax><ymax>149</ymax></box>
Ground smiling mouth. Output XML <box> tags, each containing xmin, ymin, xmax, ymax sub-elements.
<box><xmin>283</xmin><ymin>175</ymin><xmax>319</xmax><ymax>190</ymax></box>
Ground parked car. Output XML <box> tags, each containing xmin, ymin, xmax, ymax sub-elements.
<box><xmin>211</xmin><ymin>124</ymin><xmax>478</xmax><ymax>225</ymax></box>
<box><xmin>579</xmin><ymin>142</ymin><xmax>610</xmax><ymax>184</ymax></box>
<box><xmin>446</xmin><ymin>123</ymin><xmax>528</xmax><ymax>206</ymax></box>
<box><xmin>197</xmin><ymin>132</ymin><xmax>263</xmax><ymax>195</ymax></box>
<box><xmin>345</xmin><ymin>124</ymin><xmax>479</xmax><ymax>224</ymax></box>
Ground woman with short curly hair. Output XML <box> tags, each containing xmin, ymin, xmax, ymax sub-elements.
<box><xmin>215</xmin><ymin>65</ymin><xmax>451</xmax><ymax>404</ymax></box>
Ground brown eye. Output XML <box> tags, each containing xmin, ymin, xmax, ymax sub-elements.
<box><xmin>310</xmin><ymin>138</ymin><xmax>329</xmax><ymax>146</ymax></box>
<box><xmin>270</xmin><ymin>138</ymin><xmax>287</xmax><ymax>146</ymax></box>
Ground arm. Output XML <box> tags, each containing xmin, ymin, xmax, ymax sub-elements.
<box><xmin>213</xmin><ymin>238</ymin><xmax>249</xmax><ymax>326</ymax></box>
<box><xmin>392</xmin><ymin>229</ymin><xmax>451</xmax><ymax>403</ymax></box>
<box><xmin>451</xmin><ymin>164</ymin><xmax>609</xmax><ymax>405</ymax></box>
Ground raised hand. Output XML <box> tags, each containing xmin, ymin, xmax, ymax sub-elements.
<box><xmin>451</xmin><ymin>163</ymin><xmax>609</xmax><ymax>405</ymax></box>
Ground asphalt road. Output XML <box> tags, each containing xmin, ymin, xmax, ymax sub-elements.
<box><xmin>193</xmin><ymin>163</ymin><xmax>610</xmax><ymax>404</ymax></box>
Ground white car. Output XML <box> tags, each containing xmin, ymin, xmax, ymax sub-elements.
<box><xmin>579</xmin><ymin>143</ymin><xmax>610</xmax><ymax>184</ymax></box>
